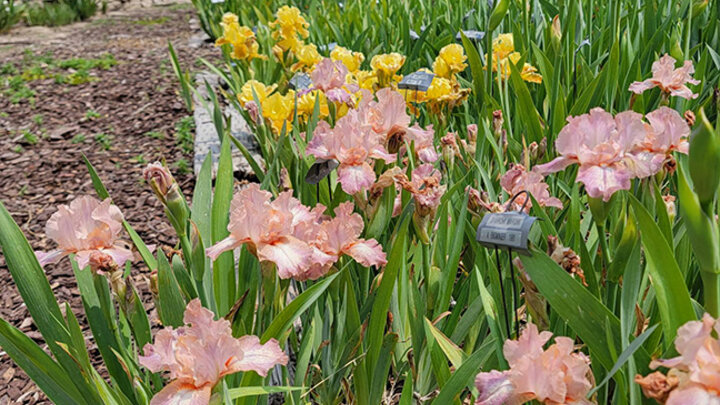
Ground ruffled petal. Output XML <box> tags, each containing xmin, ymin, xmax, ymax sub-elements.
<box><xmin>628</xmin><ymin>79</ymin><xmax>657</xmax><ymax>95</ymax></box>
<box><xmin>344</xmin><ymin>239</ymin><xmax>387</xmax><ymax>267</ymax></box>
<box><xmin>232</xmin><ymin>336</ymin><xmax>289</xmax><ymax>377</ymax></box>
<box><xmin>533</xmin><ymin>156</ymin><xmax>576</xmax><ymax>175</ymax></box>
<box><xmin>337</xmin><ymin>162</ymin><xmax>376</xmax><ymax>194</ymax></box>
<box><xmin>576</xmin><ymin>165</ymin><xmax>632</xmax><ymax>202</ymax></box>
<box><xmin>256</xmin><ymin>237</ymin><xmax>314</xmax><ymax>279</ymax></box>
<box><xmin>474</xmin><ymin>370</ymin><xmax>514</xmax><ymax>405</ymax></box>
<box><xmin>102</xmin><ymin>246</ymin><xmax>135</xmax><ymax>267</ymax></box>
<box><xmin>35</xmin><ymin>249</ymin><xmax>67</xmax><ymax>267</ymax></box>
<box><xmin>149</xmin><ymin>380</ymin><xmax>212</xmax><ymax>405</ymax></box>
<box><xmin>666</xmin><ymin>384</ymin><xmax>720</xmax><ymax>405</ymax></box>
<box><xmin>206</xmin><ymin>235</ymin><xmax>244</xmax><ymax>261</ymax></box>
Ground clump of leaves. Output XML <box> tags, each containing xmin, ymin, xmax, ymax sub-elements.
<box><xmin>145</xmin><ymin>130</ymin><xmax>165</xmax><ymax>140</ymax></box>
<box><xmin>71</xmin><ymin>134</ymin><xmax>86</xmax><ymax>144</ymax></box>
<box><xmin>174</xmin><ymin>116</ymin><xmax>194</xmax><ymax>154</ymax></box>
<box><xmin>94</xmin><ymin>133</ymin><xmax>112</xmax><ymax>150</ymax></box>
<box><xmin>173</xmin><ymin>158</ymin><xmax>191</xmax><ymax>174</ymax></box>
<box><xmin>85</xmin><ymin>110</ymin><xmax>101</xmax><ymax>120</ymax></box>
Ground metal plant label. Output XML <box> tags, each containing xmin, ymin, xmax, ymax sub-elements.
<box><xmin>456</xmin><ymin>30</ymin><xmax>485</xmax><ymax>41</ymax></box>
<box><xmin>398</xmin><ymin>71</ymin><xmax>435</xmax><ymax>91</ymax></box>
<box><xmin>305</xmin><ymin>159</ymin><xmax>339</xmax><ymax>184</ymax></box>
<box><xmin>289</xmin><ymin>73</ymin><xmax>313</xmax><ymax>91</ymax></box>
<box><xmin>476</xmin><ymin>211</ymin><xmax>536</xmax><ymax>254</ymax></box>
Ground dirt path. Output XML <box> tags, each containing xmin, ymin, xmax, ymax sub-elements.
<box><xmin>0</xmin><ymin>3</ymin><xmax>217</xmax><ymax>403</ymax></box>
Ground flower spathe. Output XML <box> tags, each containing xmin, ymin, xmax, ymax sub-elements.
<box><xmin>306</xmin><ymin>109</ymin><xmax>396</xmax><ymax>194</ymax></box>
<box><xmin>535</xmin><ymin>108</ymin><xmax>645</xmax><ymax>202</ymax></box>
<box><xmin>500</xmin><ymin>164</ymin><xmax>562</xmax><ymax>212</ymax></box>
<box><xmin>35</xmin><ymin>196</ymin><xmax>133</xmax><ymax>271</ymax></box>
<box><xmin>629</xmin><ymin>54</ymin><xmax>699</xmax><ymax>99</ymax></box>
<box><xmin>474</xmin><ymin>323</ymin><xmax>595</xmax><ymax>405</ymax></box>
<box><xmin>636</xmin><ymin>314</ymin><xmax>720</xmax><ymax>405</ymax></box>
<box><xmin>139</xmin><ymin>299</ymin><xmax>288</xmax><ymax>405</ymax></box>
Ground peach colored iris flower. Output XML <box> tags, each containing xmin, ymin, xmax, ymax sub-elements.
<box><xmin>314</xmin><ymin>202</ymin><xmax>387</xmax><ymax>269</ymax></box>
<box><xmin>206</xmin><ymin>185</ymin><xmax>385</xmax><ymax>280</ymax></box>
<box><xmin>636</xmin><ymin>314</ymin><xmax>720</xmax><ymax>405</ymax></box>
<box><xmin>475</xmin><ymin>323</ymin><xmax>595</xmax><ymax>405</ymax></box>
<box><xmin>629</xmin><ymin>54</ymin><xmax>699</xmax><ymax>99</ymax></box>
<box><xmin>534</xmin><ymin>108</ymin><xmax>646</xmax><ymax>202</ymax></box>
<box><xmin>306</xmin><ymin>109</ymin><xmax>396</xmax><ymax>194</ymax></box>
<box><xmin>628</xmin><ymin>106</ymin><xmax>690</xmax><ymax>178</ymax></box>
<box><xmin>365</xmin><ymin>88</ymin><xmax>438</xmax><ymax>163</ymax></box>
<box><xmin>35</xmin><ymin>196</ymin><xmax>133</xmax><ymax>270</ymax></box>
<box><xmin>500</xmin><ymin>164</ymin><xmax>562</xmax><ymax>212</ymax></box>
<box><xmin>206</xmin><ymin>184</ymin><xmax>328</xmax><ymax>279</ymax></box>
<box><xmin>139</xmin><ymin>299</ymin><xmax>288</xmax><ymax>405</ymax></box>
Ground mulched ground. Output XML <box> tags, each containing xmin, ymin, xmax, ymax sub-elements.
<box><xmin>0</xmin><ymin>4</ymin><xmax>217</xmax><ymax>403</ymax></box>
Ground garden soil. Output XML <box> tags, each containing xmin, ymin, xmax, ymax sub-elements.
<box><xmin>0</xmin><ymin>2</ymin><xmax>217</xmax><ymax>403</ymax></box>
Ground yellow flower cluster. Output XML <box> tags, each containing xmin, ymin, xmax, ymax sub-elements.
<box><xmin>331</xmin><ymin>46</ymin><xmax>365</xmax><ymax>72</ymax></box>
<box><xmin>290</xmin><ymin>43</ymin><xmax>323</xmax><ymax>71</ymax></box>
<box><xmin>369</xmin><ymin>52</ymin><xmax>406</xmax><ymax>87</ymax></box>
<box><xmin>238</xmin><ymin>80</ymin><xmax>331</xmax><ymax>133</ymax></box>
<box><xmin>487</xmin><ymin>33</ymin><xmax>542</xmax><ymax>84</ymax></box>
<box><xmin>432</xmin><ymin>44</ymin><xmax>468</xmax><ymax>79</ymax></box>
<box><xmin>270</xmin><ymin>6</ymin><xmax>310</xmax><ymax>52</ymax></box>
<box><xmin>215</xmin><ymin>13</ymin><xmax>264</xmax><ymax>61</ymax></box>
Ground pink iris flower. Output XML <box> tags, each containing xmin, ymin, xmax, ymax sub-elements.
<box><xmin>366</xmin><ymin>88</ymin><xmax>438</xmax><ymax>163</ymax></box>
<box><xmin>316</xmin><ymin>202</ymin><xmax>387</xmax><ymax>267</ymax></box>
<box><xmin>35</xmin><ymin>196</ymin><xmax>133</xmax><ymax>270</ymax></box>
<box><xmin>206</xmin><ymin>184</ymin><xmax>385</xmax><ymax>280</ymax></box>
<box><xmin>306</xmin><ymin>110</ymin><xmax>396</xmax><ymax>194</ymax></box>
<box><xmin>628</xmin><ymin>106</ymin><xmax>690</xmax><ymax>178</ymax></box>
<box><xmin>205</xmin><ymin>184</ymin><xmax>326</xmax><ymax>279</ymax></box>
<box><xmin>629</xmin><ymin>54</ymin><xmax>700</xmax><ymax>99</ymax></box>
<box><xmin>139</xmin><ymin>299</ymin><xmax>288</xmax><ymax>405</ymax></box>
<box><xmin>475</xmin><ymin>323</ymin><xmax>595</xmax><ymax>405</ymax></box>
<box><xmin>637</xmin><ymin>314</ymin><xmax>720</xmax><ymax>405</ymax></box>
<box><xmin>500</xmin><ymin>164</ymin><xmax>562</xmax><ymax>212</ymax></box>
<box><xmin>534</xmin><ymin>108</ymin><xmax>646</xmax><ymax>202</ymax></box>
<box><xmin>311</xmin><ymin>58</ymin><xmax>349</xmax><ymax>91</ymax></box>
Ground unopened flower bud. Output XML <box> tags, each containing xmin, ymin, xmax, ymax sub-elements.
<box><xmin>143</xmin><ymin>162</ymin><xmax>174</xmax><ymax>201</ymax></box>
<box><xmin>684</xmin><ymin>110</ymin><xmax>696</xmax><ymax>127</ymax></box>
<box><xmin>279</xmin><ymin>167</ymin><xmax>292</xmax><ymax>192</ymax></box>
<box><xmin>441</xmin><ymin>132</ymin><xmax>457</xmax><ymax>168</ymax></box>
<box><xmin>466</xmin><ymin>124</ymin><xmax>478</xmax><ymax>143</ymax></box>
<box><xmin>244</xmin><ymin>100</ymin><xmax>260</xmax><ymax>125</ymax></box>
<box><xmin>148</xmin><ymin>270</ymin><xmax>159</xmax><ymax>296</ymax></box>
<box><xmin>492</xmin><ymin>110</ymin><xmax>504</xmax><ymax>138</ymax></box>
<box><xmin>663</xmin><ymin>195</ymin><xmax>676</xmax><ymax>223</ymax></box>
<box><xmin>551</xmin><ymin>15</ymin><xmax>562</xmax><ymax>43</ymax></box>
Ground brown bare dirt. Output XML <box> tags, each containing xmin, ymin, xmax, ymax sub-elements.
<box><xmin>0</xmin><ymin>3</ymin><xmax>216</xmax><ymax>403</ymax></box>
